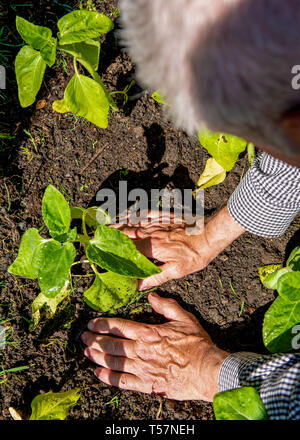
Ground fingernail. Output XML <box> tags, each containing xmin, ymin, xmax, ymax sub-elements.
<box><xmin>81</xmin><ymin>332</ymin><xmax>87</xmax><ymax>343</ymax></box>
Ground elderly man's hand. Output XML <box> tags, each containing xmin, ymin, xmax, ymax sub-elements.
<box><xmin>82</xmin><ymin>293</ymin><xmax>229</xmax><ymax>401</ymax></box>
<box><xmin>111</xmin><ymin>206</ymin><xmax>245</xmax><ymax>290</ymax></box>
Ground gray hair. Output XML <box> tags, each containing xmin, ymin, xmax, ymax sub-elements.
<box><xmin>120</xmin><ymin>0</ymin><xmax>300</xmax><ymax>157</ymax></box>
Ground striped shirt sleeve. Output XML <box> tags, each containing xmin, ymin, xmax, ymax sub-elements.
<box><xmin>218</xmin><ymin>352</ymin><xmax>300</xmax><ymax>420</ymax></box>
<box><xmin>228</xmin><ymin>152</ymin><xmax>300</xmax><ymax>237</ymax></box>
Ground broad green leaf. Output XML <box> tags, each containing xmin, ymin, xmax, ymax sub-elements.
<box><xmin>151</xmin><ymin>90</ymin><xmax>169</xmax><ymax>105</ymax></box>
<box><xmin>57</xmin><ymin>10</ymin><xmax>113</xmax><ymax>45</ymax></box>
<box><xmin>42</xmin><ymin>185</ymin><xmax>71</xmax><ymax>241</ymax></box>
<box><xmin>59</xmin><ymin>38</ymin><xmax>100</xmax><ymax>70</ymax></box>
<box><xmin>263</xmin><ymin>295</ymin><xmax>300</xmax><ymax>352</ymax></box>
<box><xmin>30</xmin><ymin>388</ymin><xmax>80</xmax><ymax>420</ymax></box>
<box><xmin>15</xmin><ymin>45</ymin><xmax>47</xmax><ymax>107</ymax></box>
<box><xmin>40</xmin><ymin>37</ymin><xmax>57</xmax><ymax>67</ymax></box>
<box><xmin>213</xmin><ymin>387</ymin><xmax>268</xmax><ymax>420</ymax></box>
<box><xmin>64</xmin><ymin>74</ymin><xmax>109</xmax><ymax>128</ymax></box>
<box><xmin>258</xmin><ymin>265</ymin><xmax>291</xmax><ymax>290</ymax></box>
<box><xmin>87</xmin><ymin>225</ymin><xmax>161</xmax><ymax>278</ymax></box>
<box><xmin>198</xmin><ymin>131</ymin><xmax>247</xmax><ymax>171</ymax></box>
<box><xmin>30</xmin><ymin>282</ymin><xmax>70</xmax><ymax>331</ymax></box>
<box><xmin>70</xmin><ymin>206</ymin><xmax>85</xmax><ymax>219</ymax></box>
<box><xmin>16</xmin><ymin>16</ymin><xmax>52</xmax><ymax>50</ymax></box>
<box><xmin>195</xmin><ymin>158</ymin><xmax>226</xmax><ymax>190</ymax></box>
<box><xmin>37</xmin><ymin>241</ymin><xmax>76</xmax><ymax>298</ymax></box>
<box><xmin>8</xmin><ymin>228</ymin><xmax>44</xmax><ymax>279</ymax></box>
<box><xmin>84</xmin><ymin>271</ymin><xmax>138</xmax><ymax>313</ymax></box>
<box><xmin>52</xmin><ymin>99</ymin><xmax>70</xmax><ymax>113</ymax></box>
<box><xmin>258</xmin><ymin>264</ymin><xmax>282</xmax><ymax>285</ymax></box>
<box><xmin>287</xmin><ymin>247</ymin><xmax>300</xmax><ymax>271</ymax></box>
<box><xmin>277</xmin><ymin>272</ymin><xmax>300</xmax><ymax>302</ymax></box>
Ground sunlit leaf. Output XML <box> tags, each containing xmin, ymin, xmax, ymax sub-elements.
<box><xmin>37</xmin><ymin>241</ymin><xmax>76</xmax><ymax>298</ymax></box>
<box><xmin>287</xmin><ymin>247</ymin><xmax>300</xmax><ymax>272</ymax></box>
<box><xmin>263</xmin><ymin>294</ymin><xmax>300</xmax><ymax>353</ymax></box>
<box><xmin>30</xmin><ymin>282</ymin><xmax>70</xmax><ymax>331</ymax></box>
<box><xmin>30</xmin><ymin>388</ymin><xmax>80</xmax><ymax>420</ymax></box>
<box><xmin>58</xmin><ymin>10</ymin><xmax>113</xmax><ymax>45</ymax></box>
<box><xmin>195</xmin><ymin>158</ymin><xmax>226</xmax><ymax>190</ymax></box>
<box><xmin>84</xmin><ymin>271</ymin><xmax>138</xmax><ymax>313</ymax></box>
<box><xmin>42</xmin><ymin>185</ymin><xmax>71</xmax><ymax>241</ymax></box>
<box><xmin>214</xmin><ymin>387</ymin><xmax>268</xmax><ymax>420</ymax></box>
<box><xmin>198</xmin><ymin>131</ymin><xmax>247</xmax><ymax>171</ymax></box>
<box><xmin>52</xmin><ymin>99</ymin><xmax>70</xmax><ymax>114</ymax></box>
<box><xmin>59</xmin><ymin>38</ymin><xmax>100</xmax><ymax>70</ymax></box>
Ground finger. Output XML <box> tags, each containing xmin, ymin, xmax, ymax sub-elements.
<box><xmin>87</xmin><ymin>317</ymin><xmax>148</xmax><ymax>340</ymax></box>
<box><xmin>94</xmin><ymin>367</ymin><xmax>152</xmax><ymax>393</ymax></box>
<box><xmin>148</xmin><ymin>292</ymin><xmax>196</xmax><ymax>323</ymax></box>
<box><xmin>84</xmin><ymin>348</ymin><xmax>136</xmax><ymax>374</ymax></box>
<box><xmin>138</xmin><ymin>263</ymin><xmax>177</xmax><ymax>290</ymax></box>
<box><xmin>81</xmin><ymin>332</ymin><xmax>136</xmax><ymax>358</ymax></box>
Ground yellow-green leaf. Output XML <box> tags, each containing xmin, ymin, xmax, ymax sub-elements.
<box><xmin>198</xmin><ymin>131</ymin><xmax>247</xmax><ymax>171</ymax></box>
<box><xmin>52</xmin><ymin>99</ymin><xmax>70</xmax><ymax>114</ymax></box>
<box><xmin>84</xmin><ymin>271</ymin><xmax>138</xmax><ymax>313</ymax></box>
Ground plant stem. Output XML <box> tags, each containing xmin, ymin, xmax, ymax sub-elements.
<box><xmin>247</xmin><ymin>143</ymin><xmax>255</xmax><ymax>165</ymax></box>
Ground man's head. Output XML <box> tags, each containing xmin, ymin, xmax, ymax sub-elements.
<box><xmin>120</xmin><ymin>0</ymin><xmax>300</xmax><ymax>166</ymax></box>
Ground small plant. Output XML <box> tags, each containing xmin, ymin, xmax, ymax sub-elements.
<box><xmin>9</xmin><ymin>388</ymin><xmax>80</xmax><ymax>420</ymax></box>
<box><xmin>8</xmin><ymin>185</ymin><xmax>160</xmax><ymax>330</ymax></box>
<box><xmin>214</xmin><ymin>247</ymin><xmax>300</xmax><ymax>420</ymax></box>
<box><xmin>15</xmin><ymin>10</ymin><xmax>118</xmax><ymax>128</ymax></box>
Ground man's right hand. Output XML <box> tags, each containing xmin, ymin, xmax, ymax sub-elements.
<box><xmin>111</xmin><ymin>206</ymin><xmax>245</xmax><ymax>290</ymax></box>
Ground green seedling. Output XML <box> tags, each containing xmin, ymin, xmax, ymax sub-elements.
<box><xmin>15</xmin><ymin>10</ymin><xmax>118</xmax><ymax>128</ymax></box>
<box><xmin>8</xmin><ymin>185</ymin><xmax>161</xmax><ymax>330</ymax></box>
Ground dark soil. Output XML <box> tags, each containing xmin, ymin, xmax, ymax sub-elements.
<box><xmin>0</xmin><ymin>0</ymin><xmax>299</xmax><ymax>421</ymax></box>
